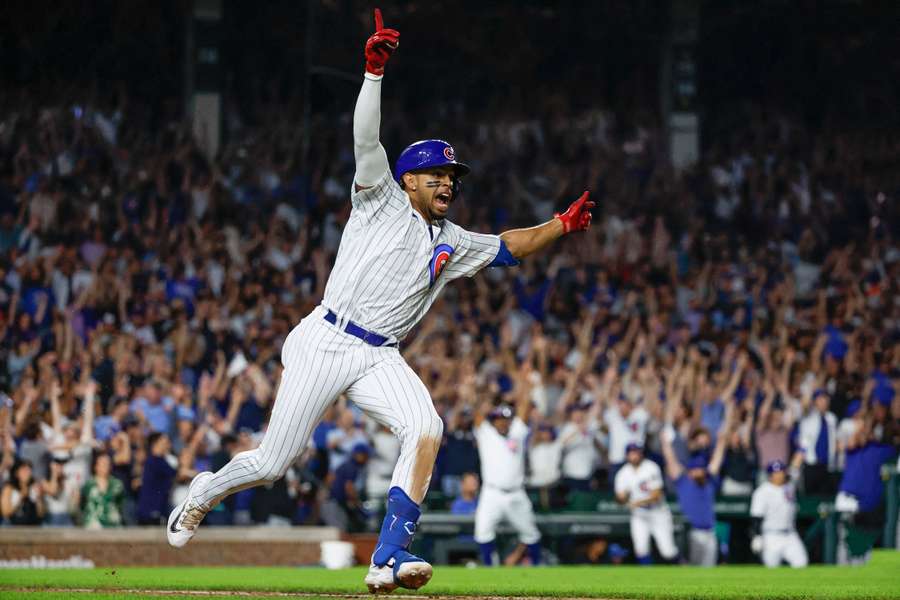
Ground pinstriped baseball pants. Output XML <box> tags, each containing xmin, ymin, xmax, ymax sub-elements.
<box><xmin>195</xmin><ymin>305</ymin><xmax>444</xmax><ymax>507</ymax></box>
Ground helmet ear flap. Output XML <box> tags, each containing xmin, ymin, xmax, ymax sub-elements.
<box><xmin>451</xmin><ymin>176</ymin><xmax>461</xmax><ymax>200</ymax></box>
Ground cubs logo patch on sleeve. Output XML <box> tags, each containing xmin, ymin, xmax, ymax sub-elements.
<box><xmin>429</xmin><ymin>244</ymin><xmax>454</xmax><ymax>286</ymax></box>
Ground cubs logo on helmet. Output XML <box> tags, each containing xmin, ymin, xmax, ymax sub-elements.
<box><xmin>443</xmin><ymin>146</ymin><xmax>455</xmax><ymax>161</ymax></box>
<box><xmin>429</xmin><ymin>243</ymin><xmax>454</xmax><ymax>286</ymax></box>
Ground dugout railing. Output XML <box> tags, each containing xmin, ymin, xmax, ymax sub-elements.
<box><xmin>408</xmin><ymin>470</ymin><xmax>899</xmax><ymax>565</ymax></box>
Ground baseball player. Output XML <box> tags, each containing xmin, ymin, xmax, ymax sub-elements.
<box><xmin>614</xmin><ymin>443</ymin><xmax>678</xmax><ymax>564</ymax></box>
<box><xmin>749</xmin><ymin>460</ymin><xmax>809</xmax><ymax>568</ymax></box>
<box><xmin>472</xmin><ymin>400</ymin><xmax>542</xmax><ymax>566</ymax></box>
<box><xmin>165</xmin><ymin>8</ymin><xmax>593</xmax><ymax>594</ymax></box>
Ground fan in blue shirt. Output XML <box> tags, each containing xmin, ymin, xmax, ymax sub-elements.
<box><xmin>661</xmin><ymin>404</ymin><xmax>731</xmax><ymax>566</ymax></box>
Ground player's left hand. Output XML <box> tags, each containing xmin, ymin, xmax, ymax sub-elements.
<box><xmin>555</xmin><ymin>191</ymin><xmax>595</xmax><ymax>234</ymax></box>
<box><xmin>365</xmin><ymin>8</ymin><xmax>400</xmax><ymax>76</ymax></box>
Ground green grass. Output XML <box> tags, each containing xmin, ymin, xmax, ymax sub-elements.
<box><xmin>1</xmin><ymin>551</ymin><xmax>898</xmax><ymax>599</ymax></box>
<box><xmin>0</xmin><ymin>594</ymin><xmax>305</xmax><ymax>600</ymax></box>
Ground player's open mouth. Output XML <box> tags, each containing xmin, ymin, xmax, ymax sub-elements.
<box><xmin>435</xmin><ymin>192</ymin><xmax>451</xmax><ymax>208</ymax></box>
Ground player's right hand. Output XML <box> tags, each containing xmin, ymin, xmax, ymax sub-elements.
<box><xmin>365</xmin><ymin>8</ymin><xmax>399</xmax><ymax>76</ymax></box>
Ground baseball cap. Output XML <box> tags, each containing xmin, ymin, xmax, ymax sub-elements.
<box><xmin>766</xmin><ymin>460</ymin><xmax>787</xmax><ymax>474</ymax></box>
<box><xmin>845</xmin><ymin>399</ymin><xmax>862</xmax><ymax>418</ymax></box>
<box><xmin>565</xmin><ymin>400</ymin><xmax>592</xmax><ymax>414</ymax></box>
<box><xmin>686</xmin><ymin>454</ymin><xmax>708</xmax><ymax>471</ymax></box>
<box><xmin>488</xmin><ymin>404</ymin><xmax>513</xmax><ymax>419</ymax></box>
<box><xmin>488</xmin><ymin>405</ymin><xmax>514</xmax><ymax>420</ymax></box>
<box><xmin>351</xmin><ymin>443</ymin><xmax>371</xmax><ymax>456</ymax></box>
<box><xmin>873</xmin><ymin>384</ymin><xmax>895</xmax><ymax>407</ymax></box>
<box><xmin>625</xmin><ymin>442</ymin><xmax>644</xmax><ymax>454</ymax></box>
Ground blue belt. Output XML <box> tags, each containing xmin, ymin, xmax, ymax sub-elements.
<box><xmin>324</xmin><ymin>310</ymin><xmax>397</xmax><ymax>347</ymax></box>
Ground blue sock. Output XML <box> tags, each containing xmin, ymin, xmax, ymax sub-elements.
<box><xmin>479</xmin><ymin>542</ymin><xmax>497</xmax><ymax>566</ymax></box>
<box><xmin>372</xmin><ymin>487</ymin><xmax>421</xmax><ymax>567</ymax></box>
<box><xmin>637</xmin><ymin>555</ymin><xmax>652</xmax><ymax>565</ymax></box>
<box><xmin>526</xmin><ymin>543</ymin><xmax>542</xmax><ymax>565</ymax></box>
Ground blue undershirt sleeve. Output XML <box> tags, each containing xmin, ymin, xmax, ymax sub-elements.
<box><xmin>488</xmin><ymin>240</ymin><xmax>520</xmax><ymax>267</ymax></box>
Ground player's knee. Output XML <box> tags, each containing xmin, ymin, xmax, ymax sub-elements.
<box><xmin>259</xmin><ymin>459</ymin><xmax>291</xmax><ymax>482</ymax></box>
<box><xmin>405</xmin><ymin>414</ymin><xmax>443</xmax><ymax>449</ymax></box>
<box><xmin>425</xmin><ymin>413</ymin><xmax>444</xmax><ymax>440</ymax></box>
<box><xmin>414</xmin><ymin>415</ymin><xmax>443</xmax><ymax>456</ymax></box>
<box><xmin>247</xmin><ymin>449</ymin><xmax>289</xmax><ymax>482</ymax></box>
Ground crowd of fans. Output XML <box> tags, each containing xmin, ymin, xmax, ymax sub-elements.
<box><xmin>0</xmin><ymin>61</ymin><xmax>897</xmax><ymax>569</ymax></box>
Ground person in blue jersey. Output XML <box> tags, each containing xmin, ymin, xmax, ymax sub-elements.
<box><xmin>662</xmin><ymin>404</ymin><xmax>731</xmax><ymax>566</ymax></box>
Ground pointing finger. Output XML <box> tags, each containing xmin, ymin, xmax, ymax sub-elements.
<box><xmin>374</xmin><ymin>8</ymin><xmax>384</xmax><ymax>31</ymax></box>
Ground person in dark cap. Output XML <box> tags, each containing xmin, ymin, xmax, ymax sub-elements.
<box><xmin>662</xmin><ymin>406</ymin><xmax>731</xmax><ymax>566</ymax></box>
<box><xmin>473</xmin><ymin>396</ymin><xmax>542</xmax><ymax>567</ymax></box>
<box><xmin>796</xmin><ymin>388</ymin><xmax>838</xmax><ymax>495</ymax></box>
<box><xmin>559</xmin><ymin>399</ymin><xmax>601</xmax><ymax>491</ymax></box>
<box><xmin>321</xmin><ymin>442</ymin><xmax>371</xmax><ymax>532</ymax></box>
<box><xmin>749</xmin><ymin>459</ymin><xmax>808</xmax><ymax>568</ymax></box>
<box><xmin>614</xmin><ymin>443</ymin><xmax>678</xmax><ymax>564</ymax></box>
<box><xmin>439</xmin><ymin>405</ymin><xmax>480</xmax><ymax>497</ymax></box>
<box><xmin>834</xmin><ymin>391</ymin><xmax>898</xmax><ymax>564</ymax></box>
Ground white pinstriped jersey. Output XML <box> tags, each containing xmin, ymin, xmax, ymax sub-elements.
<box><xmin>475</xmin><ymin>417</ymin><xmax>529</xmax><ymax>490</ymax></box>
<box><xmin>322</xmin><ymin>170</ymin><xmax>501</xmax><ymax>341</ymax></box>
<box><xmin>614</xmin><ymin>460</ymin><xmax>666</xmax><ymax>510</ymax></box>
<box><xmin>750</xmin><ymin>482</ymin><xmax>798</xmax><ymax>532</ymax></box>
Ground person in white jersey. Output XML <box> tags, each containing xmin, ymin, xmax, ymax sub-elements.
<box><xmin>749</xmin><ymin>460</ymin><xmax>809</xmax><ymax>568</ymax></box>
<box><xmin>614</xmin><ymin>443</ymin><xmax>678</xmax><ymax>564</ymax></box>
<box><xmin>165</xmin><ymin>8</ymin><xmax>594</xmax><ymax>594</ymax></box>
<box><xmin>473</xmin><ymin>399</ymin><xmax>542</xmax><ymax>566</ymax></box>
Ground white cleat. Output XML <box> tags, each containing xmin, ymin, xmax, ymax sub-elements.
<box><xmin>364</xmin><ymin>563</ymin><xmax>398</xmax><ymax>594</ymax></box>
<box><xmin>395</xmin><ymin>559</ymin><xmax>433</xmax><ymax>590</ymax></box>
<box><xmin>166</xmin><ymin>471</ymin><xmax>215</xmax><ymax>548</ymax></box>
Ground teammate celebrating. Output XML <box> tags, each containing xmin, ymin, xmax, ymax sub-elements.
<box><xmin>472</xmin><ymin>398</ymin><xmax>542</xmax><ymax>567</ymax></box>
<box><xmin>661</xmin><ymin>404</ymin><xmax>733</xmax><ymax>566</ymax></box>
<box><xmin>749</xmin><ymin>460</ymin><xmax>809</xmax><ymax>568</ymax></box>
<box><xmin>614</xmin><ymin>443</ymin><xmax>679</xmax><ymax>564</ymax></box>
<box><xmin>165</xmin><ymin>8</ymin><xmax>593</xmax><ymax>594</ymax></box>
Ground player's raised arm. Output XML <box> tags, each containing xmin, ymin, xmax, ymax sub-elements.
<box><xmin>498</xmin><ymin>191</ymin><xmax>595</xmax><ymax>260</ymax></box>
<box><xmin>660</xmin><ymin>426</ymin><xmax>684</xmax><ymax>481</ymax></box>
<box><xmin>353</xmin><ymin>8</ymin><xmax>399</xmax><ymax>190</ymax></box>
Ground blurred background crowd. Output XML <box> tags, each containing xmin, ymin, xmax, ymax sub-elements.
<box><xmin>0</xmin><ymin>0</ymin><xmax>897</xmax><ymax>564</ymax></box>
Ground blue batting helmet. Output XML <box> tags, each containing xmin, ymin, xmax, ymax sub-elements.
<box><xmin>766</xmin><ymin>460</ymin><xmax>787</xmax><ymax>474</ymax></box>
<box><xmin>394</xmin><ymin>139</ymin><xmax>470</xmax><ymax>196</ymax></box>
<box><xmin>488</xmin><ymin>404</ymin><xmax>514</xmax><ymax>420</ymax></box>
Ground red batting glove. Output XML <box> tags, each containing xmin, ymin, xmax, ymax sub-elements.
<box><xmin>555</xmin><ymin>191</ymin><xmax>595</xmax><ymax>234</ymax></box>
<box><xmin>365</xmin><ymin>8</ymin><xmax>400</xmax><ymax>76</ymax></box>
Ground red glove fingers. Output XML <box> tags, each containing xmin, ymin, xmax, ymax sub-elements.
<box><xmin>365</xmin><ymin>8</ymin><xmax>400</xmax><ymax>76</ymax></box>
<box><xmin>555</xmin><ymin>191</ymin><xmax>595</xmax><ymax>234</ymax></box>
